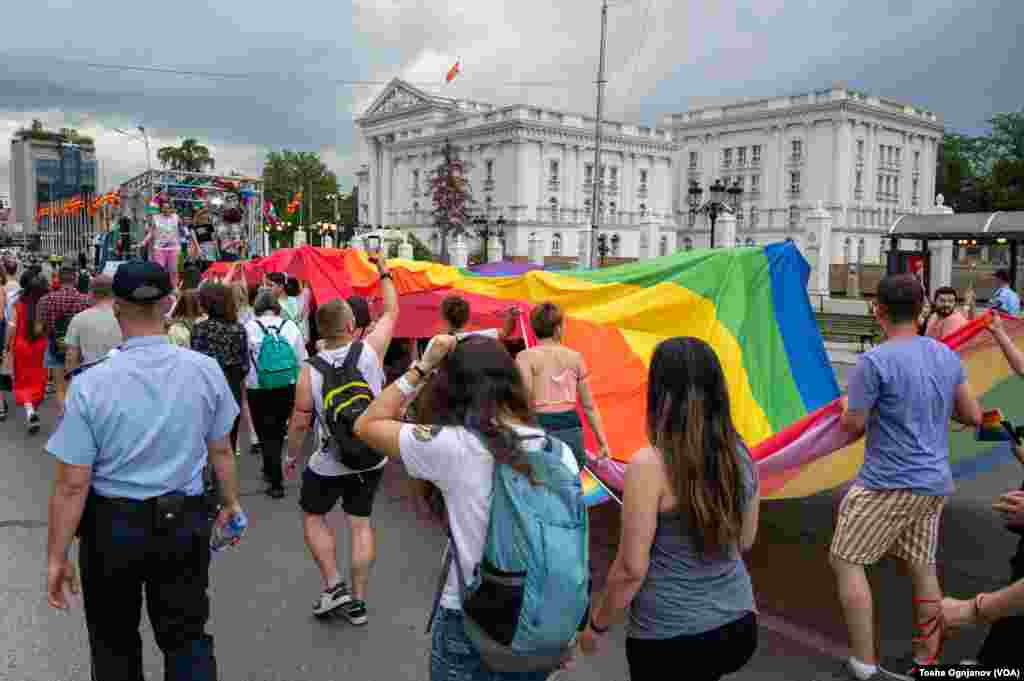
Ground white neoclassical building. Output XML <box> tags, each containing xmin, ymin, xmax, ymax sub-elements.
<box><xmin>355</xmin><ymin>79</ymin><xmax>676</xmax><ymax>264</ymax></box>
<box><xmin>663</xmin><ymin>81</ymin><xmax>944</xmax><ymax>264</ymax></box>
<box><xmin>354</xmin><ymin>79</ymin><xmax>945</xmax><ymax>271</ymax></box>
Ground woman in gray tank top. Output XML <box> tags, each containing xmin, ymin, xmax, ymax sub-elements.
<box><xmin>580</xmin><ymin>337</ymin><xmax>761</xmax><ymax>681</ymax></box>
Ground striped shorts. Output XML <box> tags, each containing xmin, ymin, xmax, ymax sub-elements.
<box><xmin>829</xmin><ymin>485</ymin><xmax>946</xmax><ymax>566</ymax></box>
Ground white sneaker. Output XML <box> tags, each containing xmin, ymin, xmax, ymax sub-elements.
<box><xmin>312</xmin><ymin>581</ymin><xmax>352</xmax><ymax>617</ymax></box>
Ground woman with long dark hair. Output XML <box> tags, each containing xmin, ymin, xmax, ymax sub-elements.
<box><xmin>5</xmin><ymin>273</ymin><xmax>50</xmax><ymax>433</ymax></box>
<box><xmin>580</xmin><ymin>337</ymin><xmax>761</xmax><ymax>681</ymax></box>
<box><xmin>355</xmin><ymin>335</ymin><xmax>582</xmax><ymax>680</ymax></box>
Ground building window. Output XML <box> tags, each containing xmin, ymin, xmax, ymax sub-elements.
<box><xmin>788</xmin><ymin>205</ymin><xmax>799</xmax><ymax>228</ymax></box>
<box><xmin>551</xmin><ymin>232</ymin><xmax>562</xmax><ymax>256</ymax></box>
<box><xmin>687</xmin><ymin>211</ymin><xmax>696</xmax><ymax>227</ymax></box>
<box><xmin>790</xmin><ymin>171</ymin><xmax>801</xmax><ymax>196</ymax></box>
<box><xmin>639</xmin><ymin>231</ymin><xmax>649</xmax><ymax>255</ymax></box>
<box><xmin>609</xmin><ymin>201</ymin><xmax>617</xmax><ymax>223</ymax></box>
<box><xmin>750</xmin><ymin>206</ymin><xmax>759</xmax><ymax>227</ymax></box>
<box><xmin>430</xmin><ymin>232</ymin><xmax>440</xmax><ymax>252</ymax></box>
<box><xmin>857</xmin><ymin>238</ymin><xmax>866</xmax><ymax>264</ymax></box>
<box><xmin>485</xmin><ymin>160</ymin><xmax>494</xmax><ymax>180</ymax></box>
<box><xmin>549</xmin><ymin>197</ymin><xmax>559</xmax><ymax>222</ymax></box>
<box><xmin>751</xmin><ymin>145</ymin><xmax>761</xmax><ymax>166</ymax></box>
<box><xmin>658</xmin><ymin>235</ymin><xmax>668</xmax><ymax>256</ymax></box>
<box><xmin>857</xmin><ymin>140</ymin><xmax>864</xmax><ymax>159</ymax></box>
<box><xmin>688</xmin><ymin>151</ymin><xmax>698</xmax><ymax>170</ymax></box>
<box><xmin>912</xmin><ymin>178</ymin><xmax>919</xmax><ymax>205</ymax></box>
<box><xmin>609</xmin><ymin>167</ymin><xmax>618</xmax><ymax>184</ymax></box>
<box><xmin>611</xmin><ymin>234</ymin><xmax>620</xmax><ymax>256</ymax></box>
<box><xmin>683</xmin><ymin>237</ymin><xmax>693</xmax><ymax>251</ymax></box>
<box><xmin>914</xmin><ymin>150</ymin><xmax>920</xmax><ymax>170</ymax></box>
<box><xmin>894</xmin><ymin>148</ymin><xmax>901</xmax><ymax>166</ymax></box>
<box><xmin>736</xmin><ymin>208</ymin><xmax>744</xmax><ymax>226</ymax></box>
<box><xmin>412</xmin><ymin>201</ymin><xmax>419</xmax><ymax>214</ymax></box>
<box><xmin>639</xmin><ymin>169</ymin><xmax>648</xmax><ymax>186</ymax></box>
<box><xmin>639</xmin><ymin>203</ymin><xmax>647</xmax><ymax>218</ymax></box>
<box><xmin>791</xmin><ymin>139</ymin><xmax>803</xmax><ymax>161</ymax></box>
<box><xmin>723</xmin><ymin>148</ymin><xmax>732</xmax><ymax>168</ymax></box>
<box><xmin>893</xmin><ymin>177</ymin><xmax>899</xmax><ymax>199</ymax></box>
<box><xmin>585</xmin><ymin>164</ymin><xmax>593</xmax><ymax>183</ymax></box>
<box><xmin>550</xmin><ymin>160</ymin><xmax>559</xmax><ymax>182</ymax></box>
<box><xmin>485</xmin><ymin>196</ymin><xmax>493</xmax><ymax>215</ymax></box>
<box><xmin>844</xmin><ymin>237</ymin><xmax>852</xmax><ymax>263</ymax></box>
<box><xmin>737</xmin><ymin>147</ymin><xmax>747</xmax><ymax>167</ymax></box>
<box><xmin>412</xmin><ymin>169</ymin><xmax>420</xmax><ymax>195</ymax></box>
<box><xmin>750</xmin><ymin>174</ymin><xmax>760</xmax><ymax>194</ymax></box>
<box><xmin>877</xmin><ymin>174</ymin><xmax>884</xmax><ymax>198</ymax></box>
<box><xmin>879</xmin><ymin>144</ymin><xmax>885</xmax><ymax>166</ymax></box>
<box><xmin>578</xmin><ymin>233</ymin><xmax>587</xmax><ymax>256</ymax></box>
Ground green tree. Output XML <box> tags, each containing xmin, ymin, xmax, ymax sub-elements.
<box><xmin>157</xmin><ymin>138</ymin><xmax>215</xmax><ymax>172</ymax></box>
<box><xmin>407</xmin><ymin>232</ymin><xmax>435</xmax><ymax>262</ymax></box>
<box><xmin>261</xmin><ymin>150</ymin><xmax>339</xmax><ymax>227</ymax></box>
<box><xmin>430</xmin><ymin>140</ymin><xmax>474</xmax><ymax>264</ymax></box>
<box><xmin>987</xmin><ymin>110</ymin><xmax>1024</xmax><ymax>162</ymax></box>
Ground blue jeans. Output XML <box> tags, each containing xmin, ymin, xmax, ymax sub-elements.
<box><xmin>431</xmin><ymin>608</ymin><xmax>550</xmax><ymax>681</ymax></box>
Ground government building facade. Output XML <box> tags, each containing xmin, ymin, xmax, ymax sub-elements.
<box><xmin>354</xmin><ymin>79</ymin><xmax>944</xmax><ymax>268</ymax></box>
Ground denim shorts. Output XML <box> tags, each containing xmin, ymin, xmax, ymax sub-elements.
<box><xmin>430</xmin><ymin>608</ymin><xmax>549</xmax><ymax>681</ymax></box>
<box><xmin>44</xmin><ymin>346</ymin><xmax>65</xmax><ymax>369</ymax></box>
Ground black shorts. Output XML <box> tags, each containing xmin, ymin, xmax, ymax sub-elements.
<box><xmin>299</xmin><ymin>466</ymin><xmax>384</xmax><ymax>518</ymax></box>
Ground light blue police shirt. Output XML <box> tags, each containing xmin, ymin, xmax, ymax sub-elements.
<box><xmin>46</xmin><ymin>335</ymin><xmax>239</xmax><ymax>500</ymax></box>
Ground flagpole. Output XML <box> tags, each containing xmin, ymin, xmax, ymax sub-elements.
<box><xmin>589</xmin><ymin>0</ymin><xmax>609</xmax><ymax>269</ymax></box>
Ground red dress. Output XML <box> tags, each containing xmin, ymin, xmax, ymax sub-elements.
<box><xmin>12</xmin><ymin>300</ymin><xmax>47</xmax><ymax>407</ymax></box>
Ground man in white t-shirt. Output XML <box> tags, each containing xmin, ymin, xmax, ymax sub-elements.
<box><xmin>284</xmin><ymin>255</ymin><xmax>398</xmax><ymax>625</ymax></box>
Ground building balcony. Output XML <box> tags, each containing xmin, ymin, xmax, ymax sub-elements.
<box><xmin>750</xmin><ymin>158</ymin><xmax>761</xmax><ymax>168</ymax></box>
<box><xmin>483</xmin><ymin>179</ymin><xmax>495</xmax><ymax>191</ymax></box>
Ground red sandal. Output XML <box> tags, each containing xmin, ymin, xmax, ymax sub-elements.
<box><xmin>911</xmin><ymin>597</ymin><xmax>947</xmax><ymax>668</ymax></box>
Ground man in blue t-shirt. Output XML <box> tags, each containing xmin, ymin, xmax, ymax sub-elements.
<box><xmin>831</xmin><ymin>273</ymin><xmax>983</xmax><ymax>680</ymax></box>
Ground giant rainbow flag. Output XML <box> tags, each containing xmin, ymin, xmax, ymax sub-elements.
<box><xmin>204</xmin><ymin>244</ymin><xmax>1024</xmax><ymax>503</ymax></box>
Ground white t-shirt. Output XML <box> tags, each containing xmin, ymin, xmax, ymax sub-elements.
<box><xmin>244</xmin><ymin>315</ymin><xmax>308</xmax><ymax>389</ymax></box>
<box><xmin>399</xmin><ymin>423</ymin><xmax>579</xmax><ymax>610</ymax></box>
<box><xmin>152</xmin><ymin>214</ymin><xmax>181</xmax><ymax>250</ymax></box>
<box><xmin>308</xmin><ymin>343</ymin><xmax>387</xmax><ymax>476</ymax></box>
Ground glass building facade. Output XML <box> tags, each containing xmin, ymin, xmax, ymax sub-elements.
<box><xmin>34</xmin><ymin>145</ymin><xmax>97</xmax><ymax>203</ymax></box>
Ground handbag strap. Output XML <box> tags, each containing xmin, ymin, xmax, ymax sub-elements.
<box><xmin>426</xmin><ymin>522</ymin><xmax>473</xmax><ymax>634</ymax></box>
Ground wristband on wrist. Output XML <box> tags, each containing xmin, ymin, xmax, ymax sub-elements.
<box><xmin>589</xmin><ymin>614</ymin><xmax>609</xmax><ymax>634</ymax></box>
<box><xmin>410</xmin><ymin>363</ymin><xmax>428</xmax><ymax>379</ymax></box>
<box><xmin>395</xmin><ymin>375</ymin><xmax>417</xmax><ymax>397</ymax></box>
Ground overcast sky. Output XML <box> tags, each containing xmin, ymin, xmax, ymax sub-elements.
<box><xmin>1</xmin><ymin>0</ymin><xmax>1021</xmax><ymax>201</ymax></box>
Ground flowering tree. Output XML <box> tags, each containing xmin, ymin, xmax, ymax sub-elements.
<box><xmin>430</xmin><ymin>140</ymin><xmax>474</xmax><ymax>264</ymax></box>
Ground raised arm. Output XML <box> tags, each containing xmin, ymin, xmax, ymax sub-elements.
<box><xmin>364</xmin><ymin>256</ymin><xmax>398</xmax><ymax>362</ymax></box>
<box><xmin>987</xmin><ymin>312</ymin><xmax>1024</xmax><ymax>376</ymax></box>
<box><xmin>577</xmin><ymin>357</ymin><xmax>611</xmax><ymax>459</ymax></box>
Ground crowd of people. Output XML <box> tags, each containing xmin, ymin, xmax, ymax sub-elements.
<box><xmin>0</xmin><ymin>235</ymin><xmax>1022</xmax><ymax>681</ymax></box>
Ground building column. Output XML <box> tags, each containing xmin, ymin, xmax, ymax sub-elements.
<box><xmin>381</xmin><ymin>144</ymin><xmax>393</xmax><ymax>227</ymax></box>
<box><xmin>775</xmin><ymin>126</ymin><xmax>785</xmax><ymax>229</ymax></box>
<box><xmin>804</xmin><ymin>200</ymin><xmax>833</xmax><ymax>296</ymax></box>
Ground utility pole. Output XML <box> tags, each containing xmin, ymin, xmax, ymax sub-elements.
<box><xmin>589</xmin><ymin>0</ymin><xmax>609</xmax><ymax>269</ymax></box>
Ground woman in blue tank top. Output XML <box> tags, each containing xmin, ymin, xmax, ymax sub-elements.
<box><xmin>580</xmin><ymin>336</ymin><xmax>761</xmax><ymax>681</ymax></box>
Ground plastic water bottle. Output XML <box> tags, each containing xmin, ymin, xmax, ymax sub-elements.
<box><xmin>210</xmin><ymin>510</ymin><xmax>248</xmax><ymax>553</ymax></box>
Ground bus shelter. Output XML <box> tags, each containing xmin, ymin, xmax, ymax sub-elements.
<box><xmin>886</xmin><ymin>211</ymin><xmax>1024</xmax><ymax>296</ymax></box>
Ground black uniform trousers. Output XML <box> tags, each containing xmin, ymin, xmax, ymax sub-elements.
<box><xmin>247</xmin><ymin>385</ymin><xmax>295</xmax><ymax>490</ymax></box>
<box><xmin>78</xmin><ymin>492</ymin><xmax>216</xmax><ymax>681</ymax></box>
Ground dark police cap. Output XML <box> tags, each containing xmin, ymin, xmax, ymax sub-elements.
<box><xmin>346</xmin><ymin>295</ymin><xmax>371</xmax><ymax>329</ymax></box>
<box><xmin>112</xmin><ymin>261</ymin><xmax>173</xmax><ymax>303</ymax></box>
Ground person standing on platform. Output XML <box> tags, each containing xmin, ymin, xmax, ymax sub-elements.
<box><xmin>142</xmin><ymin>199</ymin><xmax>182</xmax><ymax>289</ymax></box>
<box><xmin>44</xmin><ymin>261</ymin><xmax>243</xmax><ymax>681</ymax></box>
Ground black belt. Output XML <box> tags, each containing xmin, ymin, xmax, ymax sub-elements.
<box><xmin>90</xmin><ymin>492</ymin><xmax>205</xmax><ymax>512</ymax></box>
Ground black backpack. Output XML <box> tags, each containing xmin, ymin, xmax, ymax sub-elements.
<box><xmin>307</xmin><ymin>342</ymin><xmax>385</xmax><ymax>471</ymax></box>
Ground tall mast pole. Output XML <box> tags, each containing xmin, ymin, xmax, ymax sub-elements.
<box><xmin>589</xmin><ymin>0</ymin><xmax>609</xmax><ymax>268</ymax></box>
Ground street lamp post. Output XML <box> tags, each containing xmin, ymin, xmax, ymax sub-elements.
<box><xmin>688</xmin><ymin>179</ymin><xmax>743</xmax><ymax>249</ymax></box>
<box><xmin>595</xmin><ymin>232</ymin><xmax>619</xmax><ymax>267</ymax></box>
<box><xmin>472</xmin><ymin>215</ymin><xmax>506</xmax><ymax>262</ymax></box>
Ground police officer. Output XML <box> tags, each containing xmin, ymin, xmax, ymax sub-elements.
<box><xmin>45</xmin><ymin>261</ymin><xmax>243</xmax><ymax>681</ymax></box>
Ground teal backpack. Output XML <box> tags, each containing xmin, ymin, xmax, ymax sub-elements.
<box><xmin>429</xmin><ymin>434</ymin><xmax>589</xmax><ymax>673</ymax></box>
<box><xmin>254</xmin><ymin>320</ymin><xmax>298</xmax><ymax>389</ymax></box>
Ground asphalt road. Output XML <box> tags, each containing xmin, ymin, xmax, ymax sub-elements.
<box><xmin>2</xmin><ymin>392</ymin><xmax>1020</xmax><ymax>681</ymax></box>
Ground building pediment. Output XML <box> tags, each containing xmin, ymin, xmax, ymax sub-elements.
<box><xmin>360</xmin><ymin>79</ymin><xmax>452</xmax><ymax>120</ymax></box>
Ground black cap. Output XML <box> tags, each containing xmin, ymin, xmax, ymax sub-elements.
<box><xmin>112</xmin><ymin>261</ymin><xmax>173</xmax><ymax>303</ymax></box>
<box><xmin>346</xmin><ymin>295</ymin><xmax>371</xmax><ymax>329</ymax></box>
